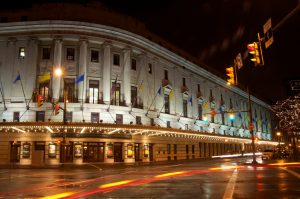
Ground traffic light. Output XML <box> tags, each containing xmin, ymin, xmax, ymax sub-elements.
<box><xmin>211</xmin><ymin>109</ymin><xmax>217</xmax><ymax>117</ymax></box>
<box><xmin>247</xmin><ymin>42</ymin><xmax>262</xmax><ymax>66</ymax></box>
<box><xmin>37</xmin><ymin>95</ymin><xmax>44</xmax><ymax>107</ymax></box>
<box><xmin>225</xmin><ymin>67</ymin><xmax>235</xmax><ymax>85</ymax></box>
<box><xmin>54</xmin><ymin>103</ymin><xmax>60</xmax><ymax>115</ymax></box>
<box><xmin>229</xmin><ymin>113</ymin><xmax>235</xmax><ymax>121</ymax></box>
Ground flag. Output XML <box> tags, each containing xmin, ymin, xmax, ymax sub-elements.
<box><xmin>157</xmin><ymin>86</ymin><xmax>162</xmax><ymax>95</ymax></box>
<box><xmin>138</xmin><ymin>80</ymin><xmax>144</xmax><ymax>92</ymax></box>
<box><xmin>188</xmin><ymin>95</ymin><xmax>193</xmax><ymax>105</ymax></box>
<box><xmin>238</xmin><ymin>112</ymin><xmax>242</xmax><ymax>120</ymax></box>
<box><xmin>203</xmin><ymin>101</ymin><xmax>208</xmax><ymax>110</ymax></box>
<box><xmin>38</xmin><ymin>72</ymin><xmax>51</xmax><ymax>83</ymax></box>
<box><xmin>13</xmin><ymin>74</ymin><xmax>21</xmax><ymax>83</ymax></box>
<box><xmin>218</xmin><ymin>106</ymin><xmax>222</xmax><ymax>112</ymax></box>
<box><xmin>169</xmin><ymin>89</ymin><xmax>174</xmax><ymax>98</ymax></box>
<box><xmin>75</xmin><ymin>74</ymin><xmax>84</xmax><ymax>84</ymax></box>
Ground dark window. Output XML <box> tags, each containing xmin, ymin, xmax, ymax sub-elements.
<box><xmin>64</xmin><ymin>78</ymin><xmax>75</xmax><ymax>103</ymax></box>
<box><xmin>185</xmin><ymin>124</ymin><xmax>188</xmax><ymax>130</ymax></box>
<box><xmin>183</xmin><ymin>99</ymin><xmax>188</xmax><ymax>117</ymax></box>
<box><xmin>136</xmin><ymin>116</ymin><xmax>142</xmax><ymax>125</ymax></box>
<box><xmin>20</xmin><ymin>16</ymin><xmax>28</xmax><ymax>21</ymax></box>
<box><xmin>66</xmin><ymin>112</ymin><xmax>72</xmax><ymax>122</ymax></box>
<box><xmin>131</xmin><ymin>59</ymin><xmax>136</xmax><ymax>70</ymax></box>
<box><xmin>186</xmin><ymin>145</ymin><xmax>189</xmax><ymax>154</ymax></box>
<box><xmin>174</xmin><ymin>144</ymin><xmax>177</xmax><ymax>154</ymax></box>
<box><xmin>164</xmin><ymin>94</ymin><xmax>170</xmax><ymax>114</ymax></box>
<box><xmin>91</xmin><ymin>50</ymin><xmax>99</xmax><ymax>63</ymax></box>
<box><xmin>39</xmin><ymin>81</ymin><xmax>50</xmax><ymax>102</ymax></box>
<box><xmin>167</xmin><ymin>121</ymin><xmax>171</xmax><ymax>128</ymax></box>
<box><xmin>167</xmin><ymin>144</ymin><xmax>171</xmax><ymax>154</ymax></box>
<box><xmin>113</xmin><ymin>54</ymin><xmax>120</xmax><ymax>66</ymax></box>
<box><xmin>19</xmin><ymin>47</ymin><xmax>25</xmax><ymax>59</ymax></box>
<box><xmin>183</xmin><ymin>78</ymin><xmax>186</xmax><ymax>86</ymax></box>
<box><xmin>36</xmin><ymin>111</ymin><xmax>45</xmax><ymax>122</ymax></box>
<box><xmin>150</xmin><ymin>118</ymin><xmax>155</xmax><ymax>126</ymax></box>
<box><xmin>192</xmin><ymin>145</ymin><xmax>195</xmax><ymax>154</ymax></box>
<box><xmin>34</xmin><ymin>142</ymin><xmax>45</xmax><ymax>151</ymax></box>
<box><xmin>197</xmin><ymin>84</ymin><xmax>200</xmax><ymax>92</ymax></box>
<box><xmin>42</xmin><ymin>48</ymin><xmax>51</xmax><ymax>60</ymax></box>
<box><xmin>116</xmin><ymin>114</ymin><xmax>123</xmax><ymax>124</ymax></box>
<box><xmin>66</xmin><ymin>48</ymin><xmax>75</xmax><ymax>61</ymax></box>
<box><xmin>198</xmin><ymin>104</ymin><xmax>203</xmax><ymax>120</ymax></box>
<box><xmin>148</xmin><ymin>63</ymin><xmax>152</xmax><ymax>74</ymax></box>
<box><xmin>91</xmin><ymin>112</ymin><xmax>99</xmax><ymax>123</ymax></box>
<box><xmin>89</xmin><ymin>80</ymin><xmax>99</xmax><ymax>104</ymax></box>
<box><xmin>131</xmin><ymin>86</ymin><xmax>138</xmax><ymax>108</ymax></box>
<box><xmin>13</xmin><ymin>112</ymin><xmax>20</xmax><ymax>122</ymax></box>
<box><xmin>164</xmin><ymin>70</ymin><xmax>168</xmax><ymax>80</ymax></box>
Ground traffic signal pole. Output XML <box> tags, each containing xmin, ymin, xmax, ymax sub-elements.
<box><xmin>247</xmin><ymin>86</ymin><xmax>257</xmax><ymax>164</ymax></box>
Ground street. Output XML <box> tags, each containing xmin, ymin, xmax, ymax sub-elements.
<box><xmin>0</xmin><ymin>157</ymin><xmax>299</xmax><ymax>199</ymax></box>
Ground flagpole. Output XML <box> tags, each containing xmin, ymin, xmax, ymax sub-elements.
<box><xmin>81</xmin><ymin>72</ymin><xmax>85</xmax><ymax>121</ymax></box>
<box><xmin>145</xmin><ymin>86</ymin><xmax>160</xmax><ymax>116</ymax></box>
<box><xmin>0</xmin><ymin>79</ymin><xmax>7</xmax><ymax>111</ymax></box>
<box><xmin>17</xmin><ymin>72</ymin><xmax>28</xmax><ymax>109</ymax></box>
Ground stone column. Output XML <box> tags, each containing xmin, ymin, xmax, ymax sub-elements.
<box><xmin>78</xmin><ymin>39</ymin><xmax>88</xmax><ymax>103</ymax></box>
<box><xmin>52</xmin><ymin>39</ymin><xmax>62</xmax><ymax>101</ymax></box>
<box><xmin>25</xmin><ymin>38</ymin><xmax>38</xmax><ymax>101</ymax></box>
<box><xmin>102</xmin><ymin>43</ymin><xmax>111</xmax><ymax>104</ymax></box>
<box><xmin>137</xmin><ymin>53</ymin><xmax>146</xmax><ymax>107</ymax></box>
<box><xmin>123</xmin><ymin>48</ymin><xmax>131</xmax><ymax>106</ymax></box>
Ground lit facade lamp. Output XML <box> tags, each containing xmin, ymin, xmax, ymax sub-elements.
<box><xmin>276</xmin><ymin>131</ymin><xmax>281</xmax><ymax>146</ymax></box>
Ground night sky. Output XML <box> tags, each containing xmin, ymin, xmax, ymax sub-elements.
<box><xmin>2</xmin><ymin>0</ymin><xmax>300</xmax><ymax>104</ymax></box>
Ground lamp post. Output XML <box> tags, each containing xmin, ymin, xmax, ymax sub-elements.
<box><xmin>247</xmin><ymin>87</ymin><xmax>257</xmax><ymax>164</ymax></box>
<box><xmin>276</xmin><ymin>131</ymin><xmax>281</xmax><ymax>146</ymax></box>
<box><xmin>54</xmin><ymin>68</ymin><xmax>67</xmax><ymax>163</ymax></box>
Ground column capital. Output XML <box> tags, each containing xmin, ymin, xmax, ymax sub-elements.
<box><xmin>103</xmin><ymin>40</ymin><xmax>112</xmax><ymax>47</ymax></box>
<box><xmin>79</xmin><ymin>37</ymin><xmax>89</xmax><ymax>44</ymax></box>
<box><xmin>122</xmin><ymin>47</ymin><xmax>131</xmax><ymax>53</ymax></box>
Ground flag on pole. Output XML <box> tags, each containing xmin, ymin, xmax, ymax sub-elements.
<box><xmin>169</xmin><ymin>89</ymin><xmax>174</xmax><ymax>99</ymax></box>
<box><xmin>157</xmin><ymin>86</ymin><xmax>162</xmax><ymax>95</ymax></box>
<box><xmin>38</xmin><ymin>72</ymin><xmax>51</xmax><ymax>83</ymax></box>
<box><xmin>238</xmin><ymin>112</ymin><xmax>242</xmax><ymax>120</ymax></box>
<box><xmin>138</xmin><ymin>80</ymin><xmax>144</xmax><ymax>92</ymax></box>
<box><xmin>75</xmin><ymin>73</ymin><xmax>84</xmax><ymax>84</ymax></box>
<box><xmin>188</xmin><ymin>95</ymin><xmax>193</xmax><ymax>105</ymax></box>
<box><xmin>13</xmin><ymin>74</ymin><xmax>21</xmax><ymax>83</ymax></box>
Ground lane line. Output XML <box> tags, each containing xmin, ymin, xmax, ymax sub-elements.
<box><xmin>281</xmin><ymin>167</ymin><xmax>300</xmax><ymax>179</ymax></box>
<box><xmin>223</xmin><ymin>168</ymin><xmax>238</xmax><ymax>199</ymax></box>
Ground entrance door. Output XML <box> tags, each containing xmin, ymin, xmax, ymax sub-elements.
<box><xmin>135</xmin><ymin>143</ymin><xmax>141</xmax><ymax>161</ymax></box>
<box><xmin>10</xmin><ymin>141</ymin><xmax>21</xmax><ymax>162</ymax></box>
<box><xmin>114</xmin><ymin>143</ymin><xmax>123</xmax><ymax>162</ymax></box>
<box><xmin>83</xmin><ymin>142</ymin><xmax>104</xmax><ymax>162</ymax></box>
<box><xmin>60</xmin><ymin>143</ymin><xmax>73</xmax><ymax>163</ymax></box>
<box><xmin>149</xmin><ymin>144</ymin><xmax>154</xmax><ymax>162</ymax></box>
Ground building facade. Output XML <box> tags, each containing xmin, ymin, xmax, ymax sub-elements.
<box><xmin>0</xmin><ymin>3</ymin><xmax>276</xmax><ymax>166</ymax></box>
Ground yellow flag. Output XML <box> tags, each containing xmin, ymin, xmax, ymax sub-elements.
<box><xmin>38</xmin><ymin>72</ymin><xmax>51</xmax><ymax>83</ymax></box>
<box><xmin>169</xmin><ymin>90</ymin><xmax>174</xmax><ymax>98</ymax></box>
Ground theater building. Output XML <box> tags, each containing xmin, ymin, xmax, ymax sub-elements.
<box><xmin>0</xmin><ymin>3</ymin><xmax>276</xmax><ymax>166</ymax></box>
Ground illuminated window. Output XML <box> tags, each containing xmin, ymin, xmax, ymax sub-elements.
<box><xmin>89</xmin><ymin>80</ymin><xmax>99</xmax><ymax>104</ymax></box>
<box><xmin>113</xmin><ymin>54</ymin><xmax>120</xmax><ymax>66</ymax></box>
<box><xmin>66</xmin><ymin>48</ymin><xmax>75</xmax><ymax>61</ymax></box>
<box><xmin>91</xmin><ymin>112</ymin><xmax>99</xmax><ymax>123</ymax></box>
<box><xmin>116</xmin><ymin>114</ymin><xmax>123</xmax><ymax>124</ymax></box>
<box><xmin>164</xmin><ymin>94</ymin><xmax>170</xmax><ymax>114</ymax></box>
<box><xmin>66</xmin><ymin>111</ymin><xmax>73</xmax><ymax>122</ymax></box>
<box><xmin>19</xmin><ymin>47</ymin><xmax>25</xmax><ymax>59</ymax></box>
<box><xmin>36</xmin><ymin>111</ymin><xmax>45</xmax><ymax>122</ymax></box>
<box><xmin>13</xmin><ymin>112</ymin><xmax>20</xmax><ymax>122</ymax></box>
<box><xmin>39</xmin><ymin>81</ymin><xmax>50</xmax><ymax>102</ymax></box>
<box><xmin>131</xmin><ymin>86</ymin><xmax>138</xmax><ymax>108</ymax></box>
<box><xmin>64</xmin><ymin>78</ymin><xmax>75</xmax><ymax>103</ymax></box>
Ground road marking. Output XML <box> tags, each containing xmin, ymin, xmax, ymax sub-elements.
<box><xmin>86</xmin><ymin>163</ymin><xmax>102</xmax><ymax>171</ymax></box>
<box><xmin>281</xmin><ymin>167</ymin><xmax>300</xmax><ymax>179</ymax></box>
<box><xmin>223</xmin><ymin>168</ymin><xmax>238</xmax><ymax>199</ymax></box>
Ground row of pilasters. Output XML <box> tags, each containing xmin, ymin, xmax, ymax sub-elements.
<box><xmin>198</xmin><ymin>142</ymin><xmax>243</xmax><ymax>158</ymax></box>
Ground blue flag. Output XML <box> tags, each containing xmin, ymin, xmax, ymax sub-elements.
<box><xmin>188</xmin><ymin>96</ymin><xmax>193</xmax><ymax>105</ymax></box>
<box><xmin>13</xmin><ymin>74</ymin><xmax>21</xmax><ymax>83</ymax></box>
<box><xmin>75</xmin><ymin>74</ymin><xmax>84</xmax><ymax>84</ymax></box>
<box><xmin>157</xmin><ymin>86</ymin><xmax>162</xmax><ymax>95</ymax></box>
<box><xmin>238</xmin><ymin>112</ymin><xmax>242</xmax><ymax>119</ymax></box>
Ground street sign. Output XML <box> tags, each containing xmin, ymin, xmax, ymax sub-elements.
<box><xmin>263</xmin><ymin>18</ymin><xmax>274</xmax><ymax>48</ymax></box>
<box><xmin>290</xmin><ymin>80</ymin><xmax>300</xmax><ymax>91</ymax></box>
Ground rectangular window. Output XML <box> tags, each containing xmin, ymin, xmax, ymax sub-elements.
<box><xmin>113</xmin><ymin>54</ymin><xmax>120</xmax><ymax>66</ymax></box>
<box><xmin>148</xmin><ymin>63</ymin><xmax>152</xmax><ymax>74</ymax></box>
<box><xmin>150</xmin><ymin>118</ymin><xmax>155</xmax><ymax>126</ymax></box>
<box><xmin>42</xmin><ymin>47</ymin><xmax>51</xmax><ymax>60</ymax></box>
<box><xmin>91</xmin><ymin>50</ymin><xmax>99</xmax><ymax>63</ymax></box>
<box><xmin>13</xmin><ymin>112</ymin><xmax>20</xmax><ymax>122</ymax></box>
<box><xmin>64</xmin><ymin>78</ymin><xmax>75</xmax><ymax>103</ymax></box>
<box><xmin>116</xmin><ymin>114</ymin><xmax>123</xmax><ymax>124</ymax></box>
<box><xmin>183</xmin><ymin>77</ymin><xmax>186</xmax><ymax>86</ymax></box>
<box><xmin>89</xmin><ymin>80</ymin><xmax>99</xmax><ymax>104</ymax></box>
<box><xmin>39</xmin><ymin>81</ymin><xmax>50</xmax><ymax>102</ymax></box>
<box><xmin>198</xmin><ymin>104</ymin><xmax>203</xmax><ymax>120</ymax></box>
<box><xmin>185</xmin><ymin>124</ymin><xmax>188</xmax><ymax>130</ymax></box>
<box><xmin>131</xmin><ymin>86</ymin><xmax>138</xmax><ymax>108</ymax></box>
<box><xmin>164</xmin><ymin>94</ymin><xmax>170</xmax><ymax>114</ymax></box>
<box><xmin>192</xmin><ymin>145</ymin><xmax>195</xmax><ymax>154</ymax></box>
<box><xmin>167</xmin><ymin>121</ymin><xmax>171</xmax><ymax>128</ymax></box>
<box><xmin>197</xmin><ymin>84</ymin><xmax>200</xmax><ymax>92</ymax></box>
<box><xmin>131</xmin><ymin>58</ymin><xmax>136</xmax><ymax>70</ymax></box>
<box><xmin>167</xmin><ymin>144</ymin><xmax>171</xmax><ymax>154</ymax></box>
<box><xmin>186</xmin><ymin>145</ymin><xmax>189</xmax><ymax>154</ymax></box>
<box><xmin>112</xmin><ymin>82</ymin><xmax>121</xmax><ymax>106</ymax></box>
<box><xmin>66</xmin><ymin>48</ymin><xmax>75</xmax><ymax>61</ymax></box>
<box><xmin>164</xmin><ymin>70</ymin><xmax>168</xmax><ymax>80</ymax></box>
<box><xmin>174</xmin><ymin>144</ymin><xmax>177</xmax><ymax>154</ymax></box>
<box><xmin>36</xmin><ymin>111</ymin><xmax>45</xmax><ymax>122</ymax></box>
<box><xmin>91</xmin><ymin>112</ymin><xmax>99</xmax><ymax>123</ymax></box>
<box><xmin>183</xmin><ymin>99</ymin><xmax>187</xmax><ymax>117</ymax></box>
<box><xmin>66</xmin><ymin>111</ymin><xmax>73</xmax><ymax>122</ymax></box>
<box><xmin>136</xmin><ymin>116</ymin><xmax>142</xmax><ymax>125</ymax></box>
<box><xmin>19</xmin><ymin>47</ymin><xmax>25</xmax><ymax>59</ymax></box>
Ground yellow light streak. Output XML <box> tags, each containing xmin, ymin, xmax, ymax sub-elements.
<box><xmin>99</xmin><ymin>180</ymin><xmax>134</xmax><ymax>188</ymax></box>
<box><xmin>155</xmin><ymin>171</ymin><xmax>186</xmax><ymax>178</ymax></box>
<box><xmin>210</xmin><ymin>165</ymin><xmax>239</xmax><ymax>170</ymax></box>
<box><xmin>269</xmin><ymin>162</ymin><xmax>300</xmax><ymax>166</ymax></box>
<box><xmin>39</xmin><ymin>192</ymin><xmax>75</xmax><ymax>199</ymax></box>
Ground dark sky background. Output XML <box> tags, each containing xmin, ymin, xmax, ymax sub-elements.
<box><xmin>3</xmin><ymin>0</ymin><xmax>300</xmax><ymax>104</ymax></box>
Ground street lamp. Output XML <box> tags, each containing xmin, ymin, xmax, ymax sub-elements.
<box><xmin>276</xmin><ymin>131</ymin><xmax>281</xmax><ymax>146</ymax></box>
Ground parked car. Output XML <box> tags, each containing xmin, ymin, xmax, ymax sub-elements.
<box><xmin>262</xmin><ymin>149</ymin><xmax>274</xmax><ymax>160</ymax></box>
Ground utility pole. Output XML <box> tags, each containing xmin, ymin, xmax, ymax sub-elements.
<box><xmin>247</xmin><ymin>87</ymin><xmax>257</xmax><ymax>164</ymax></box>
